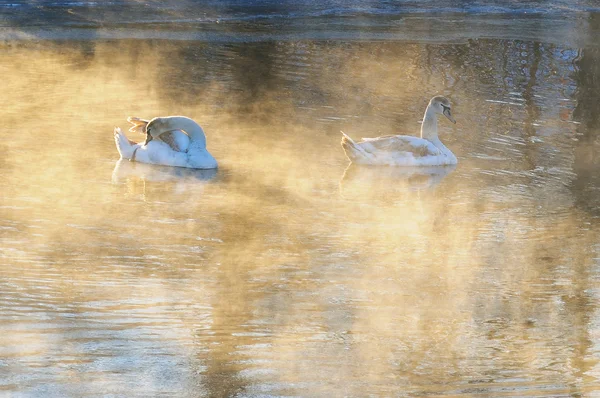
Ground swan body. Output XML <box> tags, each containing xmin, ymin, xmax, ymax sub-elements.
<box><xmin>114</xmin><ymin>116</ymin><xmax>217</xmax><ymax>169</ymax></box>
<box><xmin>341</xmin><ymin>96</ymin><xmax>457</xmax><ymax>166</ymax></box>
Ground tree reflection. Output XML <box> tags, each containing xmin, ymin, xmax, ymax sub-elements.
<box><xmin>571</xmin><ymin>13</ymin><xmax>600</xmax><ymax>216</ymax></box>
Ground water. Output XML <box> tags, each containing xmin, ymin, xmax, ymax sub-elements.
<box><xmin>1</xmin><ymin>2</ymin><xmax>600</xmax><ymax>397</ymax></box>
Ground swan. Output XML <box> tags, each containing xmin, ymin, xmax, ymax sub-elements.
<box><xmin>340</xmin><ymin>96</ymin><xmax>457</xmax><ymax>166</ymax></box>
<box><xmin>114</xmin><ymin>116</ymin><xmax>217</xmax><ymax>169</ymax></box>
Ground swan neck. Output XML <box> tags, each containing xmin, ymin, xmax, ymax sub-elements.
<box><xmin>170</xmin><ymin>116</ymin><xmax>206</xmax><ymax>147</ymax></box>
<box><xmin>420</xmin><ymin>106</ymin><xmax>438</xmax><ymax>140</ymax></box>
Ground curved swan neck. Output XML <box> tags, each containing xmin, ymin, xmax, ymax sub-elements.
<box><xmin>420</xmin><ymin>105</ymin><xmax>438</xmax><ymax>141</ymax></box>
<box><xmin>420</xmin><ymin>105</ymin><xmax>455</xmax><ymax>162</ymax></box>
<box><xmin>430</xmin><ymin>136</ymin><xmax>451</xmax><ymax>154</ymax></box>
<box><xmin>429</xmin><ymin>133</ymin><xmax>457</xmax><ymax>163</ymax></box>
<box><xmin>168</xmin><ymin>116</ymin><xmax>207</xmax><ymax>148</ymax></box>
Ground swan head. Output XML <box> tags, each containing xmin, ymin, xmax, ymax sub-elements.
<box><xmin>429</xmin><ymin>96</ymin><xmax>456</xmax><ymax>124</ymax></box>
<box><xmin>144</xmin><ymin>117</ymin><xmax>172</xmax><ymax>145</ymax></box>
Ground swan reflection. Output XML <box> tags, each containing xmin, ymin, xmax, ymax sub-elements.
<box><xmin>339</xmin><ymin>164</ymin><xmax>456</xmax><ymax>199</ymax></box>
<box><xmin>112</xmin><ymin>159</ymin><xmax>218</xmax><ymax>184</ymax></box>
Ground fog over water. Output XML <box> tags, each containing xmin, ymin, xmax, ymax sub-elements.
<box><xmin>1</xmin><ymin>2</ymin><xmax>600</xmax><ymax>397</ymax></box>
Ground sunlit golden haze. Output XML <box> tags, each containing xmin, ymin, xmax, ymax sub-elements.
<box><xmin>1</xmin><ymin>35</ymin><xmax>600</xmax><ymax>396</ymax></box>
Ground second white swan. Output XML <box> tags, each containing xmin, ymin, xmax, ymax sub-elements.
<box><xmin>341</xmin><ymin>96</ymin><xmax>457</xmax><ymax>166</ymax></box>
<box><xmin>114</xmin><ymin>116</ymin><xmax>217</xmax><ymax>169</ymax></box>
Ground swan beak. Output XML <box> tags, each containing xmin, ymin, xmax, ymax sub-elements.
<box><xmin>444</xmin><ymin>109</ymin><xmax>456</xmax><ymax>124</ymax></box>
<box><xmin>144</xmin><ymin>134</ymin><xmax>153</xmax><ymax>146</ymax></box>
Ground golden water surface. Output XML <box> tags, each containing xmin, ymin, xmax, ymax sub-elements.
<box><xmin>1</xmin><ymin>34</ymin><xmax>600</xmax><ymax>396</ymax></box>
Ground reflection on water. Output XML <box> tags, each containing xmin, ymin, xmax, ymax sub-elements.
<box><xmin>112</xmin><ymin>159</ymin><xmax>219</xmax><ymax>183</ymax></box>
<box><xmin>340</xmin><ymin>164</ymin><xmax>457</xmax><ymax>198</ymax></box>
<box><xmin>2</xmin><ymin>16</ymin><xmax>600</xmax><ymax>397</ymax></box>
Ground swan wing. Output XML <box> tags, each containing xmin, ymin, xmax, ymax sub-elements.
<box><xmin>159</xmin><ymin>130</ymin><xmax>190</xmax><ymax>152</ymax></box>
<box><xmin>360</xmin><ymin>135</ymin><xmax>440</xmax><ymax>157</ymax></box>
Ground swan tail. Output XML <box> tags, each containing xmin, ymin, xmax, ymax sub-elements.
<box><xmin>114</xmin><ymin>127</ymin><xmax>138</xmax><ymax>160</ymax></box>
<box><xmin>341</xmin><ymin>131</ymin><xmax>373</xmax><ymax>162</ymax></box>
<box><xmin>127</xmin><ymin>117</ymin><xmax>149</xmax><ymax>134</ymax></box>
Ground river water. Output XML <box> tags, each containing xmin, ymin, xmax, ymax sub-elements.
<box><xmin>1</xmin><ymin>2</ymin><xmax>600</xmax><ymax>397</ymax></box>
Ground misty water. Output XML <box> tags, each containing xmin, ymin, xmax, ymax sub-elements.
<box><xmin>2</xmin><ymin>3</ymin><xmax>600</xmax><ymax>397</ymax></box>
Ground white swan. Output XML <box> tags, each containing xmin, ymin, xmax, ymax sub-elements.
<box><xmin>341</xmin><ymin>96</ymin><xmax>457</xmax><ymax>166</ymax></box>
<box><xmin>114</xmin><ymin>116</ymin><xmax>217</xmax><ymax>169</ymax></box>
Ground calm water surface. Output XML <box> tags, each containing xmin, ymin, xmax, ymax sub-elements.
<box><xmin>2</xmin><ymin>4</ymin><xmax>600</xmax><ymax>397</ymax></box>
